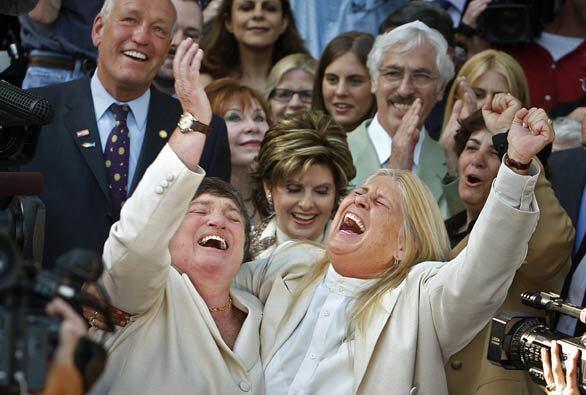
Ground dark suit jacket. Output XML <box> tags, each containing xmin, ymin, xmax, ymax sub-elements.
<box><xmin>22</xmin><ymin>76</ymin><xmax>230</xmax><ymax>269</ymax></box>
<box><xmin>549</xmin><ymin>147</ymin><xmax>586</xmax><ymax>296</ymax></box>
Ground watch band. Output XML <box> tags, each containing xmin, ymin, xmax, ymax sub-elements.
<box><xmin>504</xmin><ymin>153</ymin><xmax>531</xmax><ymax>170</ymax></box>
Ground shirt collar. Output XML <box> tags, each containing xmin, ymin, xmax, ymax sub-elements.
<box><xmin>367</xmin><ymin>112</ymin><xmax>426</xmax><ymax>168</ymax></box>
<box><xmin>91</xmin><ymin>69</ymin><xmax>151</xmax><ymax>129</ymax></box>
<box><xmin>275</xmin><ymin>221</ymin><xmax>329</xmax><ymax>245</ymax></box>
<box><xmin>324</xmin><ymin>264</ymin><xmax>377</xmax><ymax>297</ymax></box>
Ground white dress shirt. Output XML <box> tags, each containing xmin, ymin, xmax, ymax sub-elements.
<box><xmin>367</xmin><ymin>112</ymin><xmax>426</xmax><ymax>173</ymax></box>
<box><xmin>91</xmin><ymin>70</ymin><xmax>150</xmax><ymax>189</ymax></box>
<box><xmin>265</xmin><ymin>265</ymin><xmax>376</xmax><ymax>395</ymax></box>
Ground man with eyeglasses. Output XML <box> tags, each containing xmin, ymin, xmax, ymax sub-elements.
<box><xmin>347</xmin><ymin>20</ymin><xmax>462</xmax><ymax>219</ymax></box>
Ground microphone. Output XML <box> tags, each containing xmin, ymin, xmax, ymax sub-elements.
<box><xmin>521</xmin><ymin>291</ymin><xmax>583</xmax><ymax>320</ymax></box>
<box><xmin>0</xmin><ymin>79</ymin><xmax>54</xmax><ymax>126</ymax></box>
<box><xmin>0</xmin><ymin>172</ymin><xmax>43</xmax><ymax>195</ymax></box>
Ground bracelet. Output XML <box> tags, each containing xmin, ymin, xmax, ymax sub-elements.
<box><xmin>504</xmin><ymin>154</ymin><xmax>531</xmax><ymax>170</ymax></box>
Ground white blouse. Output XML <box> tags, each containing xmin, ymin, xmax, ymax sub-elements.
<box><xmin>264</xmin><ymin>265</ymin><xmax>376</xmax><ymax>395</ymax></box>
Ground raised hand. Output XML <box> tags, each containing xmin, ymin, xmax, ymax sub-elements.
<box><xmin>440</xmin><ymin>99</ymin><xmax>464</xmax><ymax>176</ymax></box>
<box><xmin>455</xmin><ymin>77</ymin><xmax>478</xmax><ymax>119</ymax></box>
<box><xmin>461</xmin><ymin>0</ymin><xmax>492</xmax><ymax>28</ymax></box>
<box><xmin>389</xmin><ymin>98</ymin><xmax>421</xmax><ymax>170</ymax></box>
<box><xmin>482</xmin><ymin>93</ymin><xmax>522</xmax><ymax>133</ymax></box>
<box><xmin>173</xmin><ymin>38</ymin><xmax>212</xmax><ymax>125</ymax></box>
<box><xmin>508</xmin><ymin>107</ymin><xmax>555</xmax><ymax>166</ymax></box>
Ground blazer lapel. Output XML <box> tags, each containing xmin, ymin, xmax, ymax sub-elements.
<box><xmin>262</xmin><ymin>274</ymin><xmax>322</xmax><ymax>366</ymax></box>
<box><xmin>129</xmin><ymin>88</ymin><xmax>176</xmax><ymax>195</ymax></box>
<box><xmin>416</xmin><ymin>135</ymin><xmax>445</xmax><ymax>202</ymax></box>
<box><xmin>354</xmin><ymin>283</ymin><xmax>402</xmax><ymax>392</ymax></box>
<box><xmin>64</xmin><ymin>78</ymin><xmax>110</xmax><ymax>201</ymax></box>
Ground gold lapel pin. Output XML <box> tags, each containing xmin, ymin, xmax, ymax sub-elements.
<box><xmin>159</xmin><ymin>130</ymin><xmax>168</xmax><ymax>139</ymax></box>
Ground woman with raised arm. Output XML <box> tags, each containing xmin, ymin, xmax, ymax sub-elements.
<box><xmin>236</xmin><ymin>93</ymin><xmax>554</xmax><ymax>394</ymax></box>
<box><xmin>87</xmin><ymin>39</ymin><xmax>263</xmax><ymax>395</ymax></box>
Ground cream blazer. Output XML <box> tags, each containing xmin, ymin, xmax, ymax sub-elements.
<box><xmin>235</xmin><ymin>162</ymin><xmax>540</xmax><ymax>395</ymax></box>
<box><xmin>89</xmin><ymin>145</ymin><xmax>264</xmax><ymax>395</ymax></box>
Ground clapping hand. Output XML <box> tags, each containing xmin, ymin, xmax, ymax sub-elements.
<box><xmin>482</xmin><ymin>93</ymin><xmax>522</xmax><ymax>133</ymax></box>
<box><xmin>507</xmin><ymin>107</ymin><xmax>554</xmax><ymax>168</ymax></box>
<box><xmin>440</xmin><ymin>99</ymin><xmax>464</xmax><ymax>176</ymax></box>
<box><xmin>389</xmin><ymin>98</ymin><xmax>421</xmax><ymax>170</ymax></box>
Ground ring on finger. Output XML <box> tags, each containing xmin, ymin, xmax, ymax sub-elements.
<box><xmin>546</xmin><ymin>383</ymin><xmax>556</xmax><ymax>391</ymax></box>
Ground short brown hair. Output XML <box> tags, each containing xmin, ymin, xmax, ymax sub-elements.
<box><xmin>250</xmin><ymin>111</ymin><xmax>356</xmax><ymax>218</ymax></box>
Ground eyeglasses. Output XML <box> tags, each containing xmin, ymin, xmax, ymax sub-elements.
<box><xmin>378</xmin><ymin>68</ymin><xmax>438</xmax><ymax>89</ymax></box>
<box><xmin>269</xmin><ymin>88</ymin><xmax>313</xmax><ymax>103</ymax></box>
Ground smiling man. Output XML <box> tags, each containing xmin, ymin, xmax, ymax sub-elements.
<box><xmin>21</xmin><ymin>0</ymin><xmax>230</xmax><ymax>271</ymax></box>
<box><xmin>347</xmin><ymin>21</ymin><xmax>461</xmax><ymax>219</ymax></box>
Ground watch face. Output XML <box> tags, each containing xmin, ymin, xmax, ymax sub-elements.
<box><xmin>178</xmin><ymin>113</ymin><xmax>195</xmax><ymax>131</ymax></box>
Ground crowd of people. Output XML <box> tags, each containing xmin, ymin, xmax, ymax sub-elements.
<box><xmin>6</xmin><ymin>0</ymin><xmax>585</xmax><ymax>394</ymax></box>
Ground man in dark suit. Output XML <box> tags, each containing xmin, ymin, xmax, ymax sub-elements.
<box><xmin>550</xmin><ymin>147</ymin><xmax>586</xmax><ymax>335</ymax></box>
<box><xmin>22</xmin><ymin>0</ymin><xmax>230</xmax><ymax>269</ymax></box>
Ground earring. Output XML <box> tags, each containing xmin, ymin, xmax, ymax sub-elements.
<box><xmin>266</xmin><ymin>191</ymin><xmax>273</xmax><ymax>210</ymax></box>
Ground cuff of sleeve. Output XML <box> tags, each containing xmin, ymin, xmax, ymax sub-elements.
<box><xmin>160</xmin><ymin>143</ymin><xmax>206</xmax><ymax>177</ymax></box>
<box><xmin>493</xmin><ymin>158</ymin><xmax>540</xmax><ymax>211</ymax></box>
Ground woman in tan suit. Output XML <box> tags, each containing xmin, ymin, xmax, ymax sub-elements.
<box><xmin>444</xmin><ymin>105</ymin><xmax>573</xmax><ymax>394</ymax></box>
<box><xmin>235</xmin><ymin>93</ymin><xmax>555</xmax><ymax>394</ymax></box>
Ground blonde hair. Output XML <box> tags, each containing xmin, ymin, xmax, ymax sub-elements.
<box><xmin>249</xmin><ymin>111</ymin><xmax>356</xmax><ymax>218</ymax></box>
<box><xmin>265</xmin><ymin>53</ymin><xmax>318</xmax><ymax>99</ymax></box>
<box><xmin>294</xmin><ymin>168</ymin><xmax>451</xmax><ymax>335</ymax></box>
<box><xmin>443</xmin><ymin>49</ymin><xmax>530</xmax><ymax>130</ymax></box>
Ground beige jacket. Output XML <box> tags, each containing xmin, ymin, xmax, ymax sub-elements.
<box><xmin>236</xmin><ymin>162</ymin><xmax>540</xmax><ymax>395</ymax></box>
<box><xmin>446</xmin><ymin>169</ymin><xmax>574</xmax><ymax>395</ymax></box>
<box><xmin>90</xmin><ymin>145</ymin><xmax>264</xmax><ymax>395</ymax></box>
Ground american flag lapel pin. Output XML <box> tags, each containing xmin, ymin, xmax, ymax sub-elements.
<box><xmin>76</xmin><ymin>129</ymin><xmax>90</xmax><ymax>137</ymax></box>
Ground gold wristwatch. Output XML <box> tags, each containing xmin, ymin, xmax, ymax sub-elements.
<box><xmin>177</xmin><ymin>112</ymin><xmax>210</xmax><ymax>135</ymax></box>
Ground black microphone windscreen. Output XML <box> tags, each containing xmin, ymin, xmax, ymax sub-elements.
<box><xmin>0</xmin><ymin>79</ymin><xmax>54</xmax><ymax>125</ymax></box>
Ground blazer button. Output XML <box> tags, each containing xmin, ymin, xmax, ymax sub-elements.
<box><xmin>155</xmin><ymin>186</ymin><xmax>164</xmax><ymax>194</ymax></box>
<box><xmin>166</xmin><ymin>173</ymin><xmax>175</xmax><ymax>182</ymax></box>
<box><xmin>161</xmin><ymin>180</ymin><xmax>169</xmax><ymax>188</ymax></box>
<box><xmin>451</xmin><ymin>360</ymin><xmax>463</xmax><ymax>370</ymax></box>
<box><xmin>239</xmin><ymin>381</ymin><xmax>250</xmax><ymax>392</ymax></box>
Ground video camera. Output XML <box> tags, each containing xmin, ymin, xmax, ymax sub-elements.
<box><xmin>476</xmin><ymin>0</ymin><xmax>556</xmax><ymax>44</ymax></box>
<box><xmin>0</xmin><ymin>80</ymin><xmax>110</xmax><ymax>394</ymax></box>
<box><xmin>488</xmin><ymin>291</ymin><xmax>586</xmax><ymax>393</ymax></box>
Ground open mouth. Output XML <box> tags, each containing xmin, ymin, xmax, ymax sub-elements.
<box><xmin>197</xmin><ymin>234</ymin><xmax>228</xmax><ymax>250</ymax></box>
<box><xmin>123</xmin><ymin>50</ymin><xmax>148</xmax><ymax>61</ymax></box>
<box><xmin>465</xmin><ymin>174</ymin><xmax>483</xmax><ymax>186</ymax></box>
<box><xmin>339</xmin><ymin>212</ymin><xmax>365</xmax><ymax>234</ymax></box>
